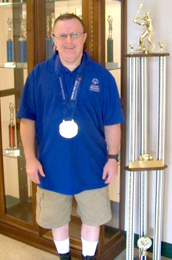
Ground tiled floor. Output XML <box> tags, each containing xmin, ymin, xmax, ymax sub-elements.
<box><xmin>0</xmin><ymin>234</ymin><xmax>170</xmax><ymax>260</ymax></box>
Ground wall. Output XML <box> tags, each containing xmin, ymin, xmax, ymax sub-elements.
<box><xmin>125</xmin><ymin>0</ymin><xmax>172</xmax><ymax>245</ymax></box>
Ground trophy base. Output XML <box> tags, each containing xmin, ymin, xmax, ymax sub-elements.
<box><xmin>17</xmin><ymin>62</ymin><xmax>27</xmax><ymax>69</ymax></box>
<box><xmin>5</xmin><ymin>148</ymin><xmax>20</xmax><ymax>157</ymax></box>
<box><xmin>105</xmin><ymin>62</ymin><xmax>118</xmax><ymax>70</ymax></box>
<box><xmin>129</xmin><ymin>160</ymin><xmax>163</xmax><ymax>169</ymax></box>
<box><xmin>4</xmin><ymin>62</ymin><xmax>16</xmax><ymax>68</ymax></box>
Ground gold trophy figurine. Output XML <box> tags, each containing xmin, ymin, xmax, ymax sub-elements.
<box><xmin>129</xmin><ymin>42</ymin><xmax>135</xmax><ymax>54</ymax></box>
<box><xmin>159</xmin><ymin>41</ymin><xmax>164</xmax><ymax>53</ymax></box>
<box><xmin>133</xmin><ymin>4</ymin><xmax>156</xmax><ymax>53</ymax></box>
<box><xmin>107</xmin><ymin>15</ymin><xmax>113</xmax><ymax>39</ymax></box>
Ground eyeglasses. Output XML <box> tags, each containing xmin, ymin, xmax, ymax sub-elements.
<box><xmin>53</xmin><ymin>32</ymin><xmax>85</xmax><ymax>40</ymax></box>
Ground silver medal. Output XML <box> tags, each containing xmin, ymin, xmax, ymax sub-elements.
<box><xmin>59</xmin><ymin>120</ymin><xmax>78</xmax><ymax>138</ymax></box>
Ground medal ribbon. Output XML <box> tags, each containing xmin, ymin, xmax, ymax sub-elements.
<box><xmin>55</xmin><ymin>53</ymin><xmax>86</xmax><ymax>120</ymax></box>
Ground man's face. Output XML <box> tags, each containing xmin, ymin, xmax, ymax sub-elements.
<box><xmin>53</xmin><ymin>18</ymin><xmax>87</xmax><ymax>68</ymax></box>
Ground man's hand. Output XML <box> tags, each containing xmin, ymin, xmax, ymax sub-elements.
<box><xmin>102</xmin><ymin>159</ymin><xmax>118</xmax><ymax>184</ymax></box>
<box><xmin>26</xmin><ymin>157</ymin><xmax>45</xmax><ymax>184</ymax></box>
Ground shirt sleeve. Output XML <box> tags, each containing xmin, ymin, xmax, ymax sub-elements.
<box><xmin>103</xmin><ymin>71</ymin><xmax>125</xmax><ymax>125</ymax></box>
<box><xmin>17</xmin><ymin>70</ymin><xmax>36</xmax><ymax>120</ymax></box>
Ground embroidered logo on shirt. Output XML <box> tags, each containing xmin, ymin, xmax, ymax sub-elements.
<box><xmin>90</xmin><ymin>78</ymin><xmax>100</xmax><ymax>92</ymax></box>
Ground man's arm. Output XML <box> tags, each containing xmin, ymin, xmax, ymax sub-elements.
<box><xmin>102</xmin><ymin>124</ymin><xmax>121</xmax><ymax>184</ymax></box>
<box><xmin>20</xmin><ymin>118</ymin><xmax>45</xmax><ymax>184</ymax></box>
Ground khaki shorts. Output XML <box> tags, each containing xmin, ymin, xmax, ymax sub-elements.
<box><xmin>36</xmin><ymin>186</ymin><xmax>112</xmax><ymax>229</ymax></box>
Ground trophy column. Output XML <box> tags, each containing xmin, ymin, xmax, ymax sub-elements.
<box><xmin>125</xmin><ymin>53</ymin><xmax>169</xmax><ymax>260</ymax></box>
<box><xmin>126</xmin><ymin>56</ymin><xmax>136</xmax><ymax>260</ymax></box>
<box><xmin>153</xmin><ymin>55</ymin><xmax>167</xmax><ymax>259</ymax></box>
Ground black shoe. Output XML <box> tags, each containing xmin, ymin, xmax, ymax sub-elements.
<box><xmin>82</xmin><ymin>254</ymin><xmax>95</xmax><ymax>260</ymax></box>
<box><xmin>59</xmin><ymin>252</ymin><xmax>71</xmax><ymax>260</ymax></box>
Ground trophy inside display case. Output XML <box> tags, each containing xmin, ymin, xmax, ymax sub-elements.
<box><xmin>4</xmin><ymin>17</ymin><xmax>16</xmax><ymax>68</ymax></box>
<box><xmin>18</xmin><ymin>13</ymin><xmax>27</xmax><ymax>65</ymax></box>
<box><xmin>105</xmin><ymin>0</ymin><xmax>121</xmax><ymax>73</ymax></box>
<box><xmin>5</xmin><ymin>103</ymin><xmax>20</xmax><ymax>157</ymax></box>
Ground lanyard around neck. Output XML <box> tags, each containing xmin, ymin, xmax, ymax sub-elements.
<box><xmin>55</xmin><ymin>54</ymin><xmax>86</xmax><ymax>120</ymax></box>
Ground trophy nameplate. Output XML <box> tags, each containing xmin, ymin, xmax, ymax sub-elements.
<box><xmin>129</xmin><ymin>160</ymin><xmax>164</xmax><ymax>168</ymax></box>
<box><xmin>4</xmin><ymin>62</ymin><xmax>16</xmax><ymax>68</ymax></box>
<box><xmin>129</xmin><ymin>153</ymin><xmax>164</xmax><ymax>168</ymax></box>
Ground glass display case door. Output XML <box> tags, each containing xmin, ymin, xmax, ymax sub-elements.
<box><xmin>0</xmin><ymin>0</ymin><xmax>37</xmax><ymax>230</ymax></box>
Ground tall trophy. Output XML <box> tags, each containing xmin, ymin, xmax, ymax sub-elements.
<box><xmin>106</xmin><ymin>15</ymin><xmax>118</xmax><ymax>70</ymax></box>
<box><xmin>4</xmin><ymin>18</ymin><xmax>16</xmax><ymax>68</ymax></box>
<box><xmin>125</xmin><ymin>4</ymin><xmax>169</xmax><ymax>260</ymax></box>
<box><xmin>5</xmin><ymin>103</ymin><xmax>20</xmax><ymax>157</ymax></box>
<box><xmin>19</xmin><ymin>14</ymin><xmax>27</xmax><ymax>63</ymax></box>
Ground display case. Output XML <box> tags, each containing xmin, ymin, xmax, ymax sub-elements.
<box><xmin>0</xmin><ymin>1</ymin><xmax>127</xmax><ymax>259</ymax></box>
<box><xmin>0</xmin><ymin>0</ymin><xmax>35</xmax><ymax>228</ymax></box>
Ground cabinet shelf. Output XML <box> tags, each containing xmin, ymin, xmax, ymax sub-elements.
<box><xmin>0</xmin><ymin>2</ymin><xmax>26</xmax><ymax>7</ymax></box>
<box><xmin>0</xmin><ymin>62</ymin><xmax>27</xmax><ymax>69</ymax></box>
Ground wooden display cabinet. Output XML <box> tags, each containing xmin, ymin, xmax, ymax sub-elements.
<box><xmin>0</xmin><ymin>1</ymin><xmax>127</xmax><ymax>259</ymax></box>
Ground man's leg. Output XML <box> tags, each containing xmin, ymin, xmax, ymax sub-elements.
<box><xmin>81</xmin><ymin>223</ymin><xmax>100</xmax><ymax>241</ymax></box>
<box><xmin>36</xmin><ymin>187</ymin><xmax>72</xmax><ymax>260</ymax></box>
<box><xmin>75</xmin><ymin>187</ymin><xmax>112</xmax><ymax>260</ymax></box>
<box><xmin>52</xmin><ymin>224</ymin><xmax>71</xmax><ymax>260</ymax></box>
<box><xmin>81</xmin><ymin>224</ymin><xmax>100</xmax><ymax>259</ymax></box>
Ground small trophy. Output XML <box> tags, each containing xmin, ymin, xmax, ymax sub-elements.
<box><xmin>137</xmin><ymin>236</ymin><xmax>152</xmax><ymax>259</ymax></box>
<box><xmin>50</xmin><ymin>13</ymin><xmax>55</xmax><ymax>57</ymax></box>
<box><xmin>159</xmin><ymin>41</ymin><xmax>164</xmax><ymax>53</ymax></box>
<box><xmin>133</xmin><ymin>4</ymin><xmax>157</xmax><ymax>53</ymax></box>
<box><xmin>107</xmin><ymin>15</ymin><xmax>113</xmax><ymax>63</ymax></box>
<box><xmin>7</xmin><ymin>18</ymin><xmax>13</xmax><ymax>62</ymax></box>
<box><xmin>19</xmin><ymin>14</ymin><xmax>27</xmax><ymax>63</ymax></box>
<box><xmin>106</xmin><ymin>15</ymin><xmax>118</xmax><ymax>70</ymax></box>
<box><xmin>4</xmin><ymin>18</ymin><xmax>16</xmax><ymax>68</ymax></box>
<box><xmin>46</xmin><ymin>15</ymin><xmax>51</xmax><ymax>60</ymax></box>
<box><xmin>129</xmin><ymin>42</ymin><xmax>135</xmax><ymax>54</ymax></box>
<box><xmin>5</xmin><ymin>103</ymin><xmax>20</xmax><ymax>157</ymax></box>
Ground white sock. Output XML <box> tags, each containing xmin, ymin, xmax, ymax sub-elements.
<box><xmin>81</xmin><ymin>238</ymin><xmax>98</xmax><ymax>257</ymax></box>
<box><xmin>54</xmin><ymin>238</ymin><xmax>70</xmax><ymax>254</ymax></box>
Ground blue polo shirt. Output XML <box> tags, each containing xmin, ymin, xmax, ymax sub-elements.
<box><xmin>17</xmin><ymin>52</ymin><xmax>125</xmax><ymax>195</ymax></box>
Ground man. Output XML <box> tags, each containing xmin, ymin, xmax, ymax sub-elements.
<box><xmin>17</xmin><ymin>14</ymin><xmax>125</xmax><ymax>260</ymax></box>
